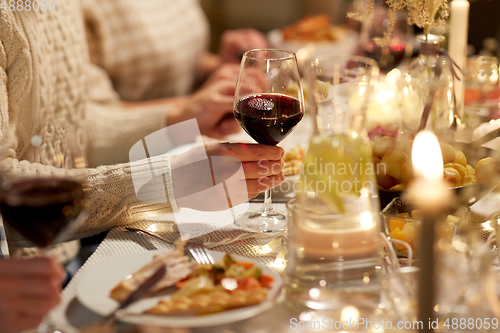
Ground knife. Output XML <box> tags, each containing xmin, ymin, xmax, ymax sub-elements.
<box><xmin>102</xmin><ymin>262</ymin><xmax>166</xmax><ymax>321</ymax></box>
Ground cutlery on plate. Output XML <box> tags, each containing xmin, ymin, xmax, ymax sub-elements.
<box><xmin>185</xmin><ymin>243</ymin><xmax>214</xmax><ymax>265</ymax></box>
<box><xmin>104</xmin><ymin>262</ymin><xmax>166</xmax><ymax>320</ymax></box>
<box><xmin>81</xmin><ymin>263</ymin><xmax>166</xmax><ymax>331</ymax></box>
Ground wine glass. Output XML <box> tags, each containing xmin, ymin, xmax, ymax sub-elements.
<box><xmin>233</xmin><ymin>49</ymin><xmax>304</xmax><ymax>233</ymax></box>
<box><xmin>360</xmin><ymin>6</ymin><xmax>413</xmax><ymax>73</ymax></box>
<box><xmin>0</xmin><ymin>121</ymin><xmax>88</xmax><ymax>332</ymax></box>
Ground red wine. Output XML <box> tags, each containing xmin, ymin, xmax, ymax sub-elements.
<box><xmin>363</xmin><ymin>40</ymin><xmax>406</xmax><ymax>72</ymax></box>
<box><xmin>234</xmin><ymin>94</ymin><xmax>303</xmax><ymax>145</ymax></box>
<box><xmin>0</xmin><ymin>178</ymin><xmax>84</xmax><ymax>248</ymax></box>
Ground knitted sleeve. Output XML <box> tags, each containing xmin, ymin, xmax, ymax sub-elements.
<box><xmin>0</xmin><ymin>32</ymin><xmax>178</xmax><ymax>247</ymax></box>
<box><xmin>2</xmin><ymin>155</ymin><xmax>177</xmax><ymax>247</ymax></box>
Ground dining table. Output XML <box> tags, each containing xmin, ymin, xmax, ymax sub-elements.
<box><xmin>43</xmin><ymin>105</ymin><xmax>500</xmax><ymax>333</ymax></box>
<box><xmin>44</xmin><ymin>116</ymin><xmax>314</xmax><ymax>333</ymax></box>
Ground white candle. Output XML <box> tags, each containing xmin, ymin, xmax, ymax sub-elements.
<box><xmin>295</xmin><ymin>221</ymin><xmax>378</xmax><ymax>260</ymax></box>
<box><xmin>407</xmin><ymin>131</ymin><xmax>451</xmax><ymax>211</ymax></box>
<box><xmin>407</xmin><ymin>131</ymin><xmax>451</xmax><ymax>333</ymax></box>
<box><xmin>448</xmin><ymin>0</ymin><xmax>470</xmax><ymax>118</ymax></box>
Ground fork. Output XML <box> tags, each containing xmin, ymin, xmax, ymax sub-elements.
<box><xmin>185</xmin><ymin>242</ymin><xmax>214</xmax><ymax>264</ymax></box>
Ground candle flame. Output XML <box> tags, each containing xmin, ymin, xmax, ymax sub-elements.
<box><xmin>340</xmin><ymin>306</ymin><xmax>360</xmax><ymax>323</ymax></box>
<box><xmin>412</xmin><ymin>131</ymin><xmax>443</xmax><ymax>181</ymax></box>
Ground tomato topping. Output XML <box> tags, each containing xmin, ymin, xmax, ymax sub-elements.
<box><xmin>259</xmin><ymin>274</ymin><xmax>274</xmax><ymax>288</ymax></box>
<box><xmin>236</xmin><ymin>276</ymin><xmax>261</xmax><ymax>290</ymax></box>
<box><xmin>235</xmin><ymin>261</ymin><xmax>255</xmax><ymax>269</ymax></box>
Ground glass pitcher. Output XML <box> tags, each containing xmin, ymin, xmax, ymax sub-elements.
<box><xmin>286</xmin><ymin>55</ymin><xmax>383</xmax><ymax>310</ymax></box>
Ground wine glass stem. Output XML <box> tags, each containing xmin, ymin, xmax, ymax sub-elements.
<box><xmin>262</xmin><ymin>189</ymin><xmax>273</xmax><ymax>213</ymax></box>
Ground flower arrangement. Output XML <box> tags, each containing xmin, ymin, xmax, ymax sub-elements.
<box><xmin>348</xmin><ymin>0</ymin><xmax>450</xmax><ymax>45</ymax></box>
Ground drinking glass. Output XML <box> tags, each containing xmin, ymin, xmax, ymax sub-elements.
<box><xmin>360</xmin><ymin>6</ymin><xmax>413</xmax><ymax>72</ymax></box>
<box><xmin>233</xmin><ymin>49</ymin><xmax>304</xmax><ymax>233</ymax></box>
<box><xmin>0</xmin><ymin>121</ymin><xmax>88</xmax><ymax>332</ymax></box>
<box><xmin>464</xmin><ymin>56</ymin><xmax>500</xmax><ymax>129</ymax></box>
<box><xmin>285</xmin><ymin>55</ymin><xmax>382</xmax><ymax>311</ymax></box>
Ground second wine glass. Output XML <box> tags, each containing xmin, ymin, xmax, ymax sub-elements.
<box><xmin>233</xmin><ymin>49</ymin><xmax>304</xmax><ymax>233</ymax></box>
<box><xmin>0</xmin><ymin>121</ymin><xmax>88</xmax><ymax>332</ymax></box>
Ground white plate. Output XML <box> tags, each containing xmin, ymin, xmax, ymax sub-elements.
<box><xmin>76</xmin><ymin>250</ymin><xmax>283</xmax><ymax>327</ymax></box>
<box><xmin>267</xmin><ymin>28</ymin><xmax>359</xmax><ymax>56</ymax></box>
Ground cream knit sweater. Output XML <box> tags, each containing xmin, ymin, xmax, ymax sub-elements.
<box><xmin>83</xmin><ymin>0</ymin><xmax>209</xmax><ymax>101</ymax></box>
<box><xmin>0</xmin><ymin>3</ymin><xmax>178</xmax><ymax>256</ymax></box>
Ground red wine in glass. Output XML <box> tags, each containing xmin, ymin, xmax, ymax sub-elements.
<box><xmin>234</xmin><ymin>93</ymin><xmax>303</xmax><ymax>145</ymax></box>
<box><xmin>363</xmin><ymin>40</ymin><xmax>406</xmax><ymax>72</ymax></box>
<box><xmin>0</xmin><ymin>178</ymin><xmax>84</xmax><ymax>248</ymax></box>
<box><xmin>233</xmin><ymin>49</ymin><xmax>304</xmax><ymax>233</ymax></box>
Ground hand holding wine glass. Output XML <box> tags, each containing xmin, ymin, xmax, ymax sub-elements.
<box><xmin>0</xmin><ymin>121</ymin><xmax>87</xmax><ymax>332</ymax></box>
<box><xmin>0</xmin><ymin>257</ymin><xmax>64</xmax><ymax>332</ymax></box>
<box><xmin>233</xmin><ymin>49</ymin><xmax>304</xmax><ymax>233</ymax></box>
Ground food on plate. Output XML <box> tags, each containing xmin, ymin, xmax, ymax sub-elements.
<box><xmin>110</xmin><ymin>244</ymin><xmax>197</xmax><ymax>301</ymax></box>
<box><xmin>388</xmin><ymin>211</ymin><xmax>460</xmax><ymax>254</ymax></box>
<box><xmin>145</xmin><ymin>252</ymin><xmax>274</xmax><ymax>315</ymax></box>
<box><xmin>283</xmin><ymin>145</ymin><xmax>305</xmax><ymax>176</ymax></box>
<box><xmin>372</xmin><ymin>136</ymin><xmax>499</xmax><ymax>190</ymax></box>
<box><xmin>282</xmin><ymin>15</ymin><xmax>347</xmax><ymax>42</ymax></box>
<box><xmin>110</xmin><ymin>243</ymin><xmax>275</xmax><ymax>315</ymax></box>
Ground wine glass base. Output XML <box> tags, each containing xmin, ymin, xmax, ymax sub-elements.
<box><xmin>235</xmin><ymin>208</ymin><xmax>287</xmax><ymax>233</ymax></box>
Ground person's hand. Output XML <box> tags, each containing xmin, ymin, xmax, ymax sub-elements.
<box><xmin>0</xmin><ymin>257</ymin><xmax>64</xmax><ymax>333</ymax></box>
<box><xmin>167</xmin><ymin>79</ymin><xmax>240</xmax><ymax>139</ymax></box>
<box><xmin>170</xmin><ymin>143</ymin><xmax>284</xmax><ymax>211</ymax></box>
<box><xmin>219</xmin><ymin>29</ymin><xmax>269</xmax><ymax>64</ymax></box>
<box><xmin>202</xmin><ymin>64</ymin><xmax>240</xmax><ymax>89</ymax></box>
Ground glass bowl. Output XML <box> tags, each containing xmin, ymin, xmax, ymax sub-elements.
<box><xmin>381</xmin><ymin>198</ymin><xmax>470</xmax><ymax>258</ymax></box>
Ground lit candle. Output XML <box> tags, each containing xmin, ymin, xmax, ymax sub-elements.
<box><xmin>294</xmin><ymin>215</ymin><xmax>378</xmax><ymax>260</ymax></box>
<box><xmin>448</xmin><ymin>0</ymin><xmax>470</xmax><ymax>118</ymax></box>
<box><xmin>406</xmin><ymin>131</ymin><xmax>451</xmax><ymax>333</ymax></box>
<box><xmin>350</xmin><ymin>73</ymin><xmax>402</xmax><ymax>138</ymax></box>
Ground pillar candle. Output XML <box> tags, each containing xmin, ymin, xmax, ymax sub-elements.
<box><xmin>448</xmin><ymin>0</ymin><xmax>470</xmax><ymax>118</ymax></box>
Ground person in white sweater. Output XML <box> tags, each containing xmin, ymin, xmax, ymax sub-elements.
<box><xmin>82</xmin><ymin>0</ymin><xmax>268</xmax><ymax>102</ymax></box>
<box><xmin>0</xmin><ymin>2</ymin><xmax>284</xmax><ymax>262</ymax></box>
<box><xmin>82</xmin><ymin>0</ymin><xmax>269</xmax><ymax>143</ymax></box>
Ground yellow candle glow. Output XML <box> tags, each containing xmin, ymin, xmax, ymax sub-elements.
<box><xmin>406</xmin><ymin>130</ymin><xmax>452</xmax><ymax>210</ymax></box>
<box><xmin>412</xmin><ymin>131</ymin><xmax>443</xmax><ymax>181</ymax></box>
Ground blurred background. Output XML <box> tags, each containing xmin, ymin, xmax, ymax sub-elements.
<box><xmin>200</xmin><ymin>0</ymin><xmax>500</xmax><ymax>57</ymax></box>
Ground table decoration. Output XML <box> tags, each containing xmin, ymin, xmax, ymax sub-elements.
<box><xmin>448</xmin><ymin>0</ymin><xmax>470</xmax><ymax>118</ymax></box>
<box><xmin>349</xmin><ymin>0</ymin><xmax>463</xmax><ymax>142</ymax></box>
<box><xmin>348</xmin><ymin>0</ymin><xmax>449</xmax><ymax>46</ymax></box>
<box><xmin>405</xmin><ymin>130</ymin><xmax>452</xmax><ymax>333</ymax></box>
